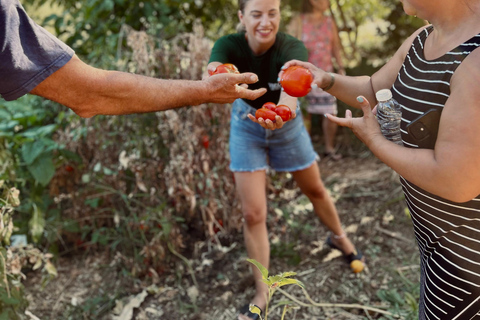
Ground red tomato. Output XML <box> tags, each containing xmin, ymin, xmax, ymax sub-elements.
<box><xmin>209</xmin><ymin>63</ymin><xmax>240</xmax><ymax>75</ymax></box>
<box><xmin>262</xmin><ymin>102</ymin><xmax>277</xmax><ymax>111</ymax></box>
<box><xmin>280</xmin><ymin>66</ymin><xmax>313</xmax><ymax>97</ymax></box>
<box><xmin>274</xmin><ymin>105</ymin><xmax>292</xmax><ymax>121</ymax></box>
<box><xmin>255</xmin><ymin>108</ymin><xmax>277</xmax><ymax>122</ymax></box>
<box><xmin>201</xmin><ymin>135</ymin><xmax>209</xmax><ymax>149</ymax></box>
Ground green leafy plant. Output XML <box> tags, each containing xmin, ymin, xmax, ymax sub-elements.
<box><xmin>0</xmin><ymin>181</ymin><xmax>57</xmax><ymax>319</ymax></box>
<box><xmin>247</xmin><ymin>259</ymin><xmax>402</xmax><ymax>319</ymax></box>
<box><xmin>247</xmin><ymin>258</ymin><xmax>305</xmax><ymax>320</ymax></box>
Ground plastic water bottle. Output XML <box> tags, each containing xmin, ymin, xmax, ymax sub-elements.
<box><xmin>375</xmin><ymin>89</ymin><xmax>403</xmax><ymax>145</ymax></box>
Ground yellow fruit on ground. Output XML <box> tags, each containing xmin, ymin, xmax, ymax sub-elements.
<box><xmin>350</xmin><ymin>260</ymin><xmax>364</xmax><ymax>273</ymax></box>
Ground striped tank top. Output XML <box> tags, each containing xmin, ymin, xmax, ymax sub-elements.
<box><xmin>392</xmin><ymin>26</ymin><xmax>480</xmax><ymax>319</ymax></box>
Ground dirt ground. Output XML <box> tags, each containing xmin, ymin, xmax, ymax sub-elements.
<box><xmin>24</xmin><ymin>138</ymin><xmax>421</xmax><ymax>320</ymax></box>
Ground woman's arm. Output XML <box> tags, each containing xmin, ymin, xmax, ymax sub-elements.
<box><xmin>281</xmin><ymin>27</ymin><xmax>425</xmax><ymax>109</ymax></box>
<box><xmin>328</xmin><ymin>48</ymin><xmax>480</xmax><ymax>202</ymax></box>
<box><xmin>31</xmin><ymin>56</ymin><xmax>266</xmax><ymax>118</ymax></box>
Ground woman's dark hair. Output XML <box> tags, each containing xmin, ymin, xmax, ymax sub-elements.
<box><xmin>238</xmin><ymin>0</ymin><xmax>250</xmax><ymax>13</ymax></box>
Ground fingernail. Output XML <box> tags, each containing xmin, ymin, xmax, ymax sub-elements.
<box><xmin>250</xmin><ymin>75</ymin><xmax>257</xmax><ymax>82</ymax></box>
<box><xmin>311</xmin><ymin>83</ymin><xmax>318</xmax><ymax>89</ymax></box>
<box><xmin>281</xmin><ymin>65</ymin><xmax>286</xmax><ymax>70</ymax></box>
<box><xmin>324</xmin><ymin>114</ymin><xmax>328</xmax><ymax>118</ymax></box>
<box><xmin>357</xmin><ymin>96</ymin><xmax>364</xmax><ymax>103</ymax></box>
<box><xmin>277</xmin><ymin>77</ymin><xmax>280</xmax><ymax>82</ymax></box>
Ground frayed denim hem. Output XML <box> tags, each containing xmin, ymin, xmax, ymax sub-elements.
<box><xmin>229</xmin><ymin>165</ymin><xmax>270</xmax><ymax>173</ymax></box>
<box><xmin>273</xmin><ymin>154</ymin><xmax>320</xmax><ymax>173</ymax></box>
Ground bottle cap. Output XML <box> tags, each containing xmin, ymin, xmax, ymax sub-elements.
<box><xmin>376</xmin><ymin>89</ymin><xmax>392</xmax><ymax>102</ymax></box>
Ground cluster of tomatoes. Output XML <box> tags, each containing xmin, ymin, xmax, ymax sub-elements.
<box><xmin>208</xmin><ymin>63</ymin><xmax>314</xmax><ymax>123</ymax></box>
<box><xmin>255</xmin><ymin>102</ymin><xmax>291</xmax><ymax>122</ymax></box>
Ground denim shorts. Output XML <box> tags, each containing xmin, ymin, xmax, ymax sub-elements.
<box><xmin>229</xmin><ymin>99</ymin><xmax>319</xmax><ymax>172</ymax></box>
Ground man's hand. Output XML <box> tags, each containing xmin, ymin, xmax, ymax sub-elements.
<box><xmin>204</xmin><ymin>72</ymin><xmax>267</xmax><ymax>103</ymax></box>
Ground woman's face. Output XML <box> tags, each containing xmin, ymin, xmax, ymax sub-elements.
<box><xmin>238</xmin><ymin>0</ymin><xmax>281</xmax><ymax>54</ymax></box>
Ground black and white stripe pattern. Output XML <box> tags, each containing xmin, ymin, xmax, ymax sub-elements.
<box><xmin>393</xmin><ymin>26</ymin><xmax>480</xmax><ymax>319</ymax></box>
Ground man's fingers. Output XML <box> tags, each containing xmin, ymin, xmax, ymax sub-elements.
<box><xmin>241</xmin><ymin>88</ymin><xmax>267</xmax><ymax>100</ymax></box>
<box><xmin>238</xmin><ymin>72</ymin><xmax>259</xmax><ymax>84</ymax></box>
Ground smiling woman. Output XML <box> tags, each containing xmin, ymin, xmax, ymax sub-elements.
<box><xmin>237</xmin><ymin>0</ymin><xmax>280</xmax><ymax>55</ymax></box>
<box><xmin>205</xmin><ymin>0</ymin><xmax>364</xmax><ymax>319</ymax></box>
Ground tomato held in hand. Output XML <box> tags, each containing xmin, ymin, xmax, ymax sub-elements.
<box><xmin>279</xmin><ymin>66</ymin><xmax>314</xmax><ymax>97</ymax></box>
<box><xmin>262</xmin><ymin>102</ymin><xmax>277</xmax><ymax>111</ymax></box>
<box><xmin>274</xmin><ymin>105</ymin><xmax>292</xmax><ymax>121</ymax></box>
<box><xmin>209</xmin><ymin>63</ymin><xmax>240</xmax><ymax>75</ymax></box>
<box><xmin>255</xmin><ymin>108</ymin><xmax>277</xmax><ymax>122</ymax></box>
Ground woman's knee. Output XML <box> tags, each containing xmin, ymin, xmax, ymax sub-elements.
<box><xmin>303</xmin><ymin>183</ymin><xmax>329</xmax><ymax>201</ymax></box>
<box><xmin>242</xmin><ymin>208</ymin><xmax>267</xmax><ymax>226</ymax></box>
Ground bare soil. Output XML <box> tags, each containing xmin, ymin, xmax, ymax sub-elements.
<box><xmin>24</xmin><ymin>140</ymin><xmax>421</xmax><ymax>320</ymax></box>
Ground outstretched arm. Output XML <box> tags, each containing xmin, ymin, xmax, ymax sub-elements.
<box><xmin>31</xmin><ymin>55</ymin><xmax>267</xmax><ymax>118</ymax></box>
<box><xmin>327</xmin><ymin>48</ymin><xmax>480</xmax><ymax>202</ymax></box>
<box><xmin>279</xmin><ymin>28</ymin><xmax>423</xmax><ymax>109</ymax></box>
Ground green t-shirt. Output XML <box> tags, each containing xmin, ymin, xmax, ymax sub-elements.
<box><xmin>209</xmin><ymin>32</ymin><xmax>308</xmax><ymax>109</ymax></box>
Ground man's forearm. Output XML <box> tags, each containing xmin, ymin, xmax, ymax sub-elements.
<box><xmin>31</xmin><ymin>55</ymin><xmax>265</xmax><ymax>117</ymax></box>
<box><xmin>32</xmin><ymin>57</ymin><xmax>210</xmax><ymax>117</ymax></box>
<box><xmin>83</xmin><ymin>71</ymin><xmax>210</xmax><ymax>117</ymax></box>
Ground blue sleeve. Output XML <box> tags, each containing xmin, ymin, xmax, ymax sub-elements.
<box><xmin>0</xmin><ymin>0</ymin><xmax>75</xmax><ymax>101</ymax></box>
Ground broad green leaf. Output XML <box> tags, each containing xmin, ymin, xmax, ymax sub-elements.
<box><xmin>29</xmin><ymin>204</ymin><xmax>45</xmax><ymax>243</ymax></box>
<box><xmin>280</xmin><ymin>271</ymin><xmax>297</xmax><ymax>278</ymax></box>
<box><xmin>0</xmin><ymin>109</ymin><xmax>11</xmax><ymax>119</ymax></box>
<box><xmin>0</xmin><ymin>310</ymin><xmax>11</xmax><ymax>320</ymax></box>
<box><xmin>0</xmin><ymin>120</ymin><xmax>19</xmax><ymax>132</ymax></box>
<box><xmin>0</xmin><ymin>294</ymin><xmax>20</xmax><ymax>305</ymax></box>
<box><xmin>277</xmin><ymin>278</ymin><xmax>305</xmax><ymax>289</ymax></box>
<box><xmin>21</xmin><ymin>124</ymin><xmax>57</xmax><ymax>138</ymax></box>
<box><xmin>247</xmin><ymin>258</ymin><xmax>268</xmax><ymax>280</ymax></box>
<box><xmin>22</xmin><ymin>140</ymin><xmax>46</xmax><ymax>165</ymax></box>
<box><xmin>27</xmin><ymin>153</ymin><xmax>55</xmax><ymax>186</ymax></box>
